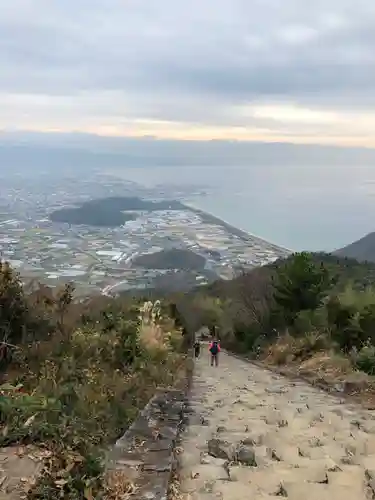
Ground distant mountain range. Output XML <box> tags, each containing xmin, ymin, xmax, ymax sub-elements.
<box><xmin>334</xmin><ymin>232</ymin><xmax>375</xmax><ymax>263</ymax></box>
<box><xmin>2</xmin><ymin>132</ymin><xmax>375</xmax><ymax>170</ymax></box>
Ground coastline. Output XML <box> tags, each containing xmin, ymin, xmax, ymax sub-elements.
<box><xmin>182</xmin><ymin>201</ymin><xmax>293</xmax><ymax>254</ymax></box>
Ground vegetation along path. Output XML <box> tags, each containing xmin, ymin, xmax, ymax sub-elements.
<box><xmin>178</xmin><ymin>350</ymin><xmax>375</xmax><ymax>499</ymax></box>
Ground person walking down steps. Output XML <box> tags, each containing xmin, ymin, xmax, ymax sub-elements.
<box><xmin>194</xmin><ymin>339</ymin><xmax>201</xmax><ymax>358</ymax></box>
<box><xmin>209</xmin><ymin>339</ymin><xmax>220</xmax><ymax>366</ymax></box>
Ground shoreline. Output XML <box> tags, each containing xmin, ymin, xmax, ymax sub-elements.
<box><xmin>182</xmin><ymin>201</ymin><xmax>293</xmax><ymax>254</ymax></box>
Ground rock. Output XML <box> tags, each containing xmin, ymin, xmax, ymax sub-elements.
<box><xmin>200</xmin><ymin>455</ymin><xmax>211</xmax><ymax>465</ymax></box>
<box><xmin>241</xmin><ymin>431</ymin><xmax>264</xmax><ymax>446</ymax></box>
<box><xmin>235</xmin><ymin>445</ymin><xmax>257</xmax><ymax>466</ymax></box>
<box><xmin>199</xmin><ymin>452</ymin><xmax>227</xmax><ymax>467</ymax></box>
<box><xmin>199</xmin><ymin>480</ymin><xmax>215</xmax><ymax>493</ymax></box>
<box><xmin>241</xmin><ymin>437</ymin><xmax>256</xmax><ymax>446</ymax></box>
<box><xmin>360</xmin><ymin>421</ymin><xmax>375</xmax><ymax>434</ymax></box>
<box><xmin>368</xmin><ymin>478</ymin><xmax>375</xmax><ymax>495</ymax></box>
<box><xmin>278</xmin><ymin>419</ymin><xmax>289</xmax><ymax>428</ymax></box>
<box><xmin>362</xmin><ymin>457</ymin><xmax>375</xmax><ymax>471</ymax></box>
<box><xmin>280</xmin><ymin>482</ymin><xmax>331</xmax><ymax>499</ymax></box>
<box><xmin>265</xmin><ymin>386</ymin><xmax>288</xmax><ymax>394</ymax></box>
<box><xmin>207</xmin><ymin>439</ymin><xmax>235</xmax><ymax>461</ymax></box>
<box><xmin>365</xmin><ymin>468</ymin><xmax>375</xmax><ymax>480</ymax></box>
<box><xmin>341</xmin><ymin>455</ymin><xmax>356</xmax><ymax>465</ymax></box>
<box><xmin>216</xmin><ymin>426</ymin><xmax>226</xmax><ymax>433</ymax></box>
<box><xmin>366</xmin><ymin>469</ymin><xmax>375</xmax><ymax>494</ymax></box>
<box><xmin>350</xmin><ymin>419</ymin><xmax>362</xmax><ymax>429</ymax></box>
<box><xmin>345</xmin><ymin>444</ymin><xmax>357</xmax><ymax>457</ymax></box>
<box><xmin>310</xmin><ymin>412</ymin><xmax>325</xmax><ymax>425</ymax></box>
<box><xmin>200</xmin><ymin>416</ymin><xmax>209</xmax><ymax>426</ymax></box>
<box><xmin>324</xmin><ymin>458</ymin><xmax>341</xmax><ymax>472</ymax></box>
<box><xmin>344</xmin><ymin>380</ymin><xmax>369</xmax><ymax>393</ymax></box>
<box><xmin>268</xmin><ymin>448</ymin><xmax>281</xmax><ymax>461</ymax></box>
<box><xmin>309</xmin><ymin>437</ymin><xmax>324</xmax><ymax>447</ymax></box>
<box><xmin>243</xmin><ymin>402</ymin><xmax>258</xmax><ymax>410</ymax></box>
<box><xmin>299</xmin><ymin>463</ymin><xmax>333</xmax><ymax>483</ymax></box>
<box><xmin>309</xmin><ymin>470</ymin><xmax>328</xmax><ymax>484</ymax></box>
<box><xmin>275</xmin><ymin>483</ymin><xmax>288</xmax><ymax>497</ymax></box>
<box><xmin>334</xmin><ymin>383</ymin><xmax>345</xmax><ymax>393</ymax></box>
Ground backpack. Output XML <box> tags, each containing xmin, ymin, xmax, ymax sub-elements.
<box><xmin>210</xmin><ymin>342</ymin><xmax>218</xmax><ymax>355</ymax></box>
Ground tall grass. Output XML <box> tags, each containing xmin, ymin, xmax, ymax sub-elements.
<box><xmin>0</xmin><ymin>281</ymin><xmax>187</xmax><ymax>499</ymax></box>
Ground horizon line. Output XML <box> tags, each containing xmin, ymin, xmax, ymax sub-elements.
<box><xmin>1</xmin><ymin>128</ymin><xmax>375</xmax><ymax>151</ymax></box>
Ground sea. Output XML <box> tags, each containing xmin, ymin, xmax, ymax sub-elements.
<box><xmin>114</xmin><ymin>164</ymin><xmax>375</xmax><ymax>253</ymax></box>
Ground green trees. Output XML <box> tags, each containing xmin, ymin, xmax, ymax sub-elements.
<box><xmin>359</xmin><ymin>304</ymin><xmax>375</xmax><ymax>343</ymax></box>
<box><xmin>0</xmin><ymin>261</ymin><xmax>29</xmax><ymax>349</ymax></box>
<box><xmin>273</xmin><ymin>252</ymin><xmax>334</xmax><ymax>325</ymax></box>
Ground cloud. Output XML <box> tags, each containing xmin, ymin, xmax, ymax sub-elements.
<box><xmin>0</xmin><ymin>0</ymin><xmax>375</xmax><ymax>146</ymax></box>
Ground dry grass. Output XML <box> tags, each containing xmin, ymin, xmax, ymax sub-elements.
<box><xmin>167</xmin><ymin>446</ymin><xmax>185</xmax><ymax>500</ymax></box>
<box><xmin>104</xmin><ymin>470</ymin><xmax>137</xmax><ymax>500</ymax></box>
<box><xmin>167</xmin><ymin>468</ymin><xmax>183</xmax><ymax>500</ymax></box>
<box><xmin>265</xmin><ymin>332</ymin><xmax>354</xmax><ymax>381</ymax></box>
<box><xmin>138</xmin><ymin>322</ymin><xmax>168</xmax><ymax>351</ymax></box>
<box><xmin>265</xmin><ymin>334</ymin><xmax>297</xmax><ymax>366</ymax></box>
<box><xmin>263</xmin><ymin>332</ymin><xmax>375</xmax><ymax>406</ymax></box>
<box><xmin>298</xmin><ymin>352</ymin><xmax>354</xmax><ymax>381</ymax></box>
<box><xmin>265</xmin><ymin>332</ymin><xmax>328</xmax><ymax>366</ymax></box>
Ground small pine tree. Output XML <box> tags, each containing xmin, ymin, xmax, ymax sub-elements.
<box><xmin>326</xmin><ymin>295</ymin><xmax>356</xmax><ymax>331</ymax></box>
<box><xmin>273</xmin><ymin>252</ymin><xmax>333</xmax><ymax>325</ymax></box>
<box><xmin>0</xmin><ymin>261</ymin><xmax>28</xmax><ymax>346</ymax></box>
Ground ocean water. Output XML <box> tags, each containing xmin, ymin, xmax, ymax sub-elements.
<box><xmin>116</xmin><ymin>164</ymin><xmax>375</xmax><ymax>252</ymax></box>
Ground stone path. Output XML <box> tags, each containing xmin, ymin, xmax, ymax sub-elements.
<box><xmin>179</xmin><ymin>350</ymin><xmax>375</xmax><ymax>499</ymax></box>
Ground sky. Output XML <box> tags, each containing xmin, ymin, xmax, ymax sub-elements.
<box><xmin>1</xmin><ymin>0</ymin><xmax>375</xmax><ymax>147</ymax></box>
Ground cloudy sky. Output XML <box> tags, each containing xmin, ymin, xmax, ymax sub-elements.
<box><xmin>1</xmin><ymin>0</ymin><xmax>375</xmax><ymax>147</ymax></box>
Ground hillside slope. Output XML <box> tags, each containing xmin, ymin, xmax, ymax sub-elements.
<box><xmin>334</xmin><ymin>232</ymin><xmax>375</xmax><ymax>263</ymax></box>
<box><xmin>196</xmin><ymin>252</ymin><xmax>375</xmax><ymax>300</ymax></box>
<box><xmin>0</xmin><ymin>265</ymin><xmax>188</xmax><ymax>499</ymax></box>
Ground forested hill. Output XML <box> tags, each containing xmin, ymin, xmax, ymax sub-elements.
<box><xmin>334</xmin><ymin>232</ymin><xmax>375</xmax><ymax>263</ymax></box>
<box><xmin>197</xmin><ymin>252</ymin><xmax>375</xmax><ymax>301</ymax></box>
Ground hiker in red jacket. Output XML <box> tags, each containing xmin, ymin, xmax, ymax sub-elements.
<box><xmin>209</xmin><ymin>339</ymin><xmax>220</xmax><ymax>366</ymax></box>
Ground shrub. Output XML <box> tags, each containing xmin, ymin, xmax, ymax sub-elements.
<box><xmin>326</xmin><ymin>295</ymin><xmax>356</xmax><ymax>331</ymax></box>
<box><xmin>359</xmin><ymin>304</ymin><xmax>375</xmax><ymax>344</ymax></box>
<box><xmin>293</xmin><ymin>308</ymin><xmax>328</xmax><ymax>336</ymax></box>
<box><xmin>332</xmin><ymin>322</ymin><xmax>367</xmax><ymax>353</ymax></box>
<box><xmin>0</xmin><ymin>275</ymin><xmax>187</xmax><ymax>500</ymax></box>
<box><xmin>0</xmin><ymin>383</ymin><xmax>61</xmax><ymax>446</ymax></box>
<box><xmin>354</xmin><ymin>344</ymin><xmax>375</xmax><ymax>375</ymax></box>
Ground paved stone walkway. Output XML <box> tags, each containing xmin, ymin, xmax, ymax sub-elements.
<box><xmin>179</xmin><ymin>351</ymin><xmax>375</xmax><ymax>499</ymax></box>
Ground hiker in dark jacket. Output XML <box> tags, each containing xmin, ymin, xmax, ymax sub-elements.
<box><xmin>194</xmin><ymin>339</ymin><xmax>201</xmax><ymax>358</ymax></box>
<box><xmin>209</xmin><ymin>340</ymin><xmax>220</xmax><ymax>366</ymax></box>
